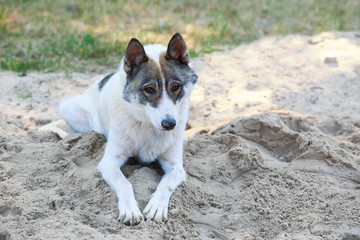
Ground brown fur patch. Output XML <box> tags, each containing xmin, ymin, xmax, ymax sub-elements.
<box><xmin>123</xmin><ymin>58</ymin><xmax>163</xmax><ymax>107</ymax></box>
<box><xmin>141</xmin><ymin>59</ymin><xmax>163</xmax><ymax>107</ymax></box>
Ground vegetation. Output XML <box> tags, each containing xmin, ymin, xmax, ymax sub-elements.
<box><xmin>1</xmin><ymin>0</ymin><xmax>359</xmax><ymax>73</ymax></box>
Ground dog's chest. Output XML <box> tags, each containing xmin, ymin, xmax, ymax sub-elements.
<box><xmin>127</xmin><ymin>127</ymin><xmax>176</xmax><ymax>163</ymax></box>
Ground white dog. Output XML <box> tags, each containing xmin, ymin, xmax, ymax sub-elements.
<box><xmin>58</xmin><ymin>33</ymin><xmax>197</xmax><ymax>225</ymax></box>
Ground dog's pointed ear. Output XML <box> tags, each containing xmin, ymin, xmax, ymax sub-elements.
<box><xmin>165</xmin><ymin>33</ymin><xmax>190</xmax><ymax>65</ymax></box>
<box><xmin>124</xmin><ymin>38</ymin><xmax>148</xmax><ymax>75</ymax></box>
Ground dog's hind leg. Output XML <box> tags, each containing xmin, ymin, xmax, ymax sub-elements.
<box><xmin>143</xmin><ymin>141</ymin><xmax>186</xmax><ymax>222</ymax></box>
<box><xmin>38</xmin><ymin>119</ymin><xmax>69</xmax><ymax>138</ymax></box>
<box><xmin>59</xmin><ymin>96</ymin><xmax>92</xmax><ymax>134</ymax></box>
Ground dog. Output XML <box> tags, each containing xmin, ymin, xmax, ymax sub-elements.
<box><xmin>58</xmin><ymin>33</ymin><xmax>197</xmax><ymax>225</ymax></box>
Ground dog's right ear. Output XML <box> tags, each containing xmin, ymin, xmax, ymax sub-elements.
<box><xmin>124</xmin><ymin>38</ymin><xmax>148</xmax><ymax>75</ymax></box>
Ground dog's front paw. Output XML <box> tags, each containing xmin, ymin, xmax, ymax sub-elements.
<box><xmin>117</xmin><ymin>201</ymin><xmax>144</xmax><ymax>226</ymax></box>
<box><xmin>143</xmin><ymin>198</ymin><xmax>168</xmax><ymax>222</ymax></box>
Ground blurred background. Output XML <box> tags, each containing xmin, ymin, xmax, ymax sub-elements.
<box><xmin>0</xmin><ymin>0</ymin><xmax>359</xmax><ymax>73</ymax></box>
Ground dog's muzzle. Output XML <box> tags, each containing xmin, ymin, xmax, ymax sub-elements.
<box><xmin>161</xmin><ymin>115</ymin><xmax>176</xmax><ymax>130</ymax></box>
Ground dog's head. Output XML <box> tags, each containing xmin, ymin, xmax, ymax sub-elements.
<box><xmin>122</xmin><ymin>33</ymin><xmax>197</xmax><ymax>131</ymax></box>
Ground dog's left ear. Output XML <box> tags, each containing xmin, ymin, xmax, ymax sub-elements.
<box><xmin>165</xmin><ymin>33</ymin><xmax>190</xmax><ymax>65</ymax></box>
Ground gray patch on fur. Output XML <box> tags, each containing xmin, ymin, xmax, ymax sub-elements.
<box><xmin>160</xmin><ymin>54</ymin><xmax>198</xmax><ymax>103</ymax></box>
<box><xmin>98</xmin><ymin>72</ymin><xmax>115</xmax><ymax>91</ymax></box>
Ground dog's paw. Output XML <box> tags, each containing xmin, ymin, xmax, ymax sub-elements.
<box><xmin>117</xmin><ymin>202</ymin><xmax>144</xmax><ymax>226</ymax></box>
<box><xmin>143</xmin><ymin>199</ymin><xmax>168</xmax><ymax>222</ymax></box>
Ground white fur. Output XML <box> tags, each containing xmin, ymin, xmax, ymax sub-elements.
<box><xmin>58</xmin><ymin>44</ymin><xmax>192</xmax><ymax>225</ymax></box>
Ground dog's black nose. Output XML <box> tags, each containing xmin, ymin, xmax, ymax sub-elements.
<box><xmin>161</xmin><ymin>117</ymin><xmax>176</xmax><ymax>130</ymax></box>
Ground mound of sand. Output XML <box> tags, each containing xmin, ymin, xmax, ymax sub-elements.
<box><xmin>1</xmin><ymin>32</ymin><xmax>360</xmax><ymax>239</ymax></box>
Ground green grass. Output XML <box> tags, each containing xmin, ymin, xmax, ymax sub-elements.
<box><xmin>1</xmin><ymin>0</ymin><xmax>359</xmax><ymax>73</ymax></box>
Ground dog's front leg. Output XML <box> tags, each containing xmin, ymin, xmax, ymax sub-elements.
<box><xmin>143</xmin><ymin>142</ymin><xmax>186</xmax><ymax>222</ymax></box>
<box><xmin>97</xmin><ymin>140</ymin><xmax>143</xmax><ymax>226</ymax></box>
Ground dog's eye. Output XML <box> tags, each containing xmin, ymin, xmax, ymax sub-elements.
<box><xmin>171</xmin><ymin>83</ymin><xmax>180</xmax><ymax>92</ymax></box>
<box><xmin>144</xmin><ymin>87</ymin><xmax>155</xmax><ymax>94</ymax></box>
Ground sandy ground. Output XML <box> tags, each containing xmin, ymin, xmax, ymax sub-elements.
<box><xmin>1</xmin><ymin>32</ymin><xmax>360</xmax><ymax>239</ymax></box>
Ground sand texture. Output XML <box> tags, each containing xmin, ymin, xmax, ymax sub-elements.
<box><xmin>1</xmin><ymin>32</ymin><xmax>360</xmax><ymax>239</ymax></box>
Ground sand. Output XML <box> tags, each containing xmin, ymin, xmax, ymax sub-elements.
<box><xmin>1</xmin><ymin>31</ymin><xmax>360</xmax><ymax>239</ymax></box>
